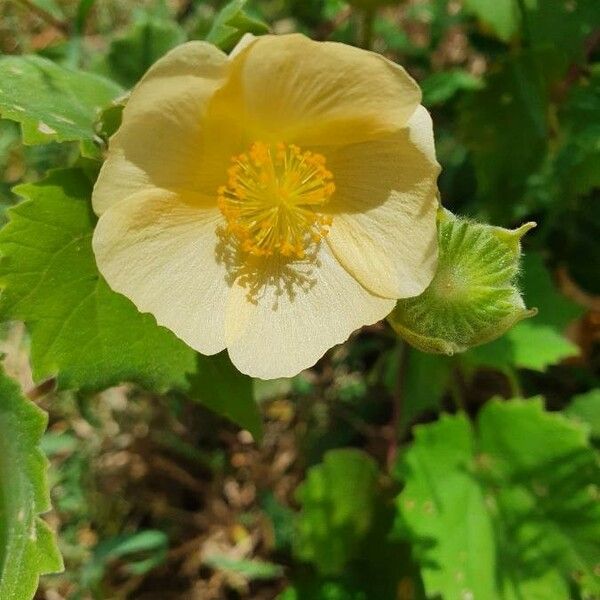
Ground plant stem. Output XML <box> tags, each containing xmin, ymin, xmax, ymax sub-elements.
<box><xmin>387</xmin><ymin>341</ymin><xmax>407</xmax><ymax>471</ymax></box>
<box><xmin>515</xmin><ymin>0</ymin><xmax>531</xmax><ymax>47</ymax></box>
<box><xmin>360</xmin><ymin>8</ymin><xmax>375</xmax><ymax>50</ymax></box>
<box><xmin>504</xmin><ymin>367</ymin><xmax>523</xmax><ymax>398</ymax></box>
<box><xmin>450</xmin><ymin>358</ymin><xmax>467</xmax><ymax>413</ymax></box>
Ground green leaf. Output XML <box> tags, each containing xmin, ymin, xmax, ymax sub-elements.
<box><xmin>565</xmin><ymin>389</ymin><xmax>600</xmax><ymax>441</ymax></box>
<box><xmin>0</xmin><ymin>367</ymin><xmax>63</xmax><ymax>599</ymax></box>
<box><xmin>459</xmin><ymin>53</ymin><xmax>548</xmax><ymax>222</ymax></box>
<box><xmin>381</xmin><ymin>345</ymin><xmax>451</xmax><ymax>433</ymax></box>
<box><xmin>0</xmin><ymin>55</ymin><xmax>122</xmax><ymax>153</ymax></box>
<box><xmin>401</xmin><ymin>350</ymin><xmax>451</xmax><ymax>431</ymax></box>
<box><xmin>421</xmin><ymin>69</ymin><xmax>483</xmax><ymax>106</ymax></box>
<box><xmin>279</xmin><ymin>581</ymin><xmax>367</xmax><ymax>600</ymax></box>
<box><xmin>186</xmin><ymin>352</ymin><xmax>263</xmax><ymax>442</ymax></box>
<box><xmin>524</xmin><ymin>0</ymin><xmax>599</xmax><ymax>76</ymax></box>
<box><xmin>550</xmin><ymin>68</ymin><xmax>600</xmax><ymax>294</ymax></box>
<box><xmin>203</xmin><ymin>555</ymin><xmax>283</xmax><ymax>580</ymax></box>
<box><xmin>294</xmin><ymin>449</ymin><xmax>379</xmax><ymax>576</ymax></box>
<box><xmin>465</xmin><ymin>254</ymin><xmax>582</xmax><ymax>371</ymax></box>
<box><xmin>395</xmin><ymin>399</ymin><xmax>600</xmax><ymax>599</ymax></box>
<box><xmin>518</xmin><ymin>253</ymin><xmax>583</xmax><ymax>330</ymax></box>
<box><xmin>95</xmin><ymin>12</ymin><xmax>186</xmax><ymax>89</ymax></box>
<box><xmin>81</xmin><ymin>530</ymin><xmax>168</xmax><ymax>587</ymax></box>
<box><xmin>205</xmin><ymin>0</ymin><xmax>269</xmax><ymax>52</ymax></box>
<box><xmin>0</xmin><ymin>168</ymin><xmax>196</xmax><ymax>392</ymax></box>
<box><xmin>389</xmin><ymin>210</ymin><xmax>535</xmax><ymax>355</ymax></box>
<box><xmin>463</xmin><ymin>0</ymin><xmax>520</xmax><ymax>41</ymax></box>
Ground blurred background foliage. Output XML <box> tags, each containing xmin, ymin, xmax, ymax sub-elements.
<box><xmin>0</xmin><ymin>0</ymin><xmax>599</xmax><ymax>598</ymax></box>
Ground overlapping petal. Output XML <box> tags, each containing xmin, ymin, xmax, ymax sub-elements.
<box><xmin>208</xmin><ymin>33</ymin><xmax>422</xmax><ymax>147</ymax></box>
<box><xmin>324</xmin><ymin>106</ymin><xmax>440</xmax><ymax>299</ymax></box>
<box><xmin>93</xmin><ymin>42</ymin><xmax>239</xmax><ymax>215</ymax></box>
<box><xmin>224</xmin><ymin>245</ymin><xmax>396</xmax><ymax>379</ymax></box>
<box><xmin>92</xmin><ymin>34</ymin><xmax>440</xmax><ymax>379</ymax></box>
<box><xmin>92</xmin><ymin>189</ymin><xmax>229</xmax><ymax>355</ymax></box>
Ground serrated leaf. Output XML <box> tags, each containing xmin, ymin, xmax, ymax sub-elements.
<box><xmin>186</xmin><ymin>352</ymin><xmax>263</xmax><ymax>442</ymax></box>
<box><xmin>465</xmin><ymin>254</ymin><xmax>582</xmax><ymax>371</ymax></box>
<box><xmin>0</xmin><ymin>55</ymin><xmax>122</xmax><ymax>154</ymax></box>
<box><xmin>467</xmin><ymin>320</ymin><xmax>579</xmax><ymax>372</ymax></box>
<box><xmin>0</xmin><ymin>367</ymin><xmax>63</xmax><ymax>599</ymax></box>
<box><xmin>205</xmin><ymin>0</ymin><xmax>269</xmax><ymax>52</ymax></box>
<box><xmin>294</xmin><ymin>449</ymin><xmax>379</xmax><ymax>576</ymax></box>
<box><xmin>389</xmin><ymin>210</ymin><xmax>535</xmax><ymax>355</ymax></box>
<box><xmin>95</xmin><ymin>12</ymin><xmax>186</xmax><ymax>89</ymax></box>
<box><xmin>395</xmin><ymin>399</ymin><xmax>600</xmax><ymax>599</ymax></box>
<box><xmin>0</xmin><ymin>169</ymin><xmax>196</xmax><ymax>392</ymax></box>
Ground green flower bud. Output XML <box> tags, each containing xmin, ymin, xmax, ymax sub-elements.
<box><xmin>388</xmin><ymin>209</ymin><xmax>537</xmax><ymax>354</ymax></box>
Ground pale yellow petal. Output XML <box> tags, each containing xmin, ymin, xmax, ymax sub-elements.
<box><xmin>209</xmin><ymin>33</ymin><xmax>421</xmax><ymax>147</ymax></box>
<box><xmin>93</xmin><ymin>41</ymin><xmax>239</xmax><ymax>215</ymax></box>
<box><xmin>92</xmin><ymin>188</ymin><xmax>230</xmax><ymax>355</ymax></box>
<box><xmin>224</xmin><ymin>245</ymin><xmax>395</xmax><ymax>379</ymax></box>
<box><xmin>325</xmin><ymin>106</ymin><xmax>440</xmax><ymax>299</ymax></box>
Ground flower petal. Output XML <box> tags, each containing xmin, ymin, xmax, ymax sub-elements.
<box><xmin>210</xmin><ymin>33</ymin><xmax>421</xmax><ymax>147</ymax></box>
<box><xmin>324</xmin><ymin>106</ymin><xmax>440</xmax><ymax>299</ymax></box>
<box><xmin>224</xmin><ymin>245</ymin><xmax>395</xmax><ymax>379</ymax></box>
<box><xmin>93</xmin><ymin>41</ymin><xmax>237</xmax><ymax>215</ymax></box>
<box><xmin>92</xmin><ymin>188</ymin><xmax>230</xmax><ymax>355</ymax></box>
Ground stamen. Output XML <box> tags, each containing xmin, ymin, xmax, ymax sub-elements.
<box><xmin>217</xmin><ymin>142</ymin><xmax>335</xmax><ymax>259</ymax></box>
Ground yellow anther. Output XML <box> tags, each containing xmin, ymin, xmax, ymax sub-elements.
<box><xmin>217</xmin><ymin>142</ymin><xmax>335</xmax><ymax>258</ymax></box>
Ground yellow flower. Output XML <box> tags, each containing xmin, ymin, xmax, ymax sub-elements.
<box><xmin>92</xmin><ymin>34</ymin><xmax>440</xmax><ymax>379</ymax></box>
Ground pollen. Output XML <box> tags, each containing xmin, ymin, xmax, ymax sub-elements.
<box><xmin>217</xmin><ymin>142</ymin><xmax>335</xmax><ymax>259</ymax></box>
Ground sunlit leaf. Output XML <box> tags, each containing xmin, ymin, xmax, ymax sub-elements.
<box><xmin>0</xmin><ymin>367</ymin><xmax>62</xmax><ymax>599</ymax></box>
<box><xmin>0</xmin><ymin>55</ymin><xmax>122</xmax><ymax>155</ymax></box>
<box><xmin>395</xmin><ymin>398</ymin><xmax>600</xmax><ymax>599</ymax></box>
<box><xmin>204</xmin><ymin>555</ymin><xmax>283</xmax><ymax>580</ymax></box>
<box><xmin>205</xmin><ymin>0</ymin><xmax>269</xmax><ymax>51</ymax></box>
<box><xmin>0</xmin><ymin>169</ymin><xmax>196</xmax><ymax>391</ymax></box>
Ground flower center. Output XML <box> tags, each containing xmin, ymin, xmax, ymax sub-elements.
<box><xmin>217</xmin><ymin>142</ymin><xmax>335</xmax><ymax>259</ymax></box>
